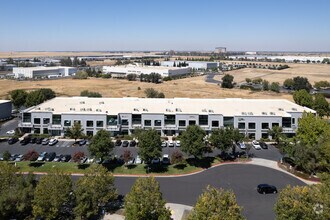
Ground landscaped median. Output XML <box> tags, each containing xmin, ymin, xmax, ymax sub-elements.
<box><xmin>4</xmin><ymin>157</ymin><xmax>250</xmax><ymax>176</ymax></box>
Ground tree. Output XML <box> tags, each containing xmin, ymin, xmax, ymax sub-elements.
<box><xmin>74</xmin><ymin>165</ymin><xmax>117</xmax><ymax>219</ymax></box>
<box><xmin>80</xmin><ymin>90</ymin><xmax>102</xmax><ymax>98</ymax></box>
<box><xmin>314</xmin><ymin>81</ymin><xmax>330</xmax><ymax>89</ymax></box>
<box><xmin>39</xmin><ymin>88</ymin><xmax>56</xmax><ymax>100</ymax></box>
<box><xmin>283</xmin><ymin>78</ymin><xmax>294</xmax><ymax>89</ymax></box>
<box><xmin>245</xmin><ymin>78</ymin><xmax>252</xmax><ymax>83</ymax></box>
<box><xmin>252</xmin><ymin>78</ymin><xmax>262</xmax><ymax>84</ymax></box>
<box><xmin>181</xmin><ymin>125</ymin><xmax>207</xmax><ymax>159</ymax></box>
<box><xmin>25</xmin><ymin>90</ymin><xmax>46</xmax><ymax>107</ymax></box>
<box><xmin>88</xmin><ymin>129</ymin><xmax>114</xmax><ymax>160</ymax></box>
<box><xmin>221</xmin><ymin>74</ymin><xmax>234</xmax><ymax>88</ymax></box>
<box><xmin>313</xmin><ymin>93</ymin><xmax>330</xmax><ymax>117</ymax></box>
<box><xmin>72</xmin><ymin>151</ymin><xmax>85</xmax><ymax>163</ymax></box>
<box><xmin>170</xmin><ymin>150</ymin><xmax>184</xmax><ymax>164</ymax></box>
<box><xmin>127</xmin><ymin>73</ymin><xmax>137</xmax><ymax>81</ymax></box>
<box><xmin>209</xmin><ymin>128</ymin><xmax>232</xmax><ymax>153</ymax></box>
<box><xmin>270</xmin><ymin>82</ymin><xmax>280</xmax><ymax>93</ymax></box>
<box><xmin>138</xmin><ymin>129</ymin><xmax>162</xmax><ymax>163</ymax></box>
<box><xmin>262</xmin><ymin>80</ymin><xmax>269</xmax><ymax>91</ymax></box>
<box><xmin>188</xmin><ymin>185</ymin><xmax>244</xmax><ymax>220</ymax></box>
<box><xmin>144</xmin><ymin>88</ymin><xmax>165</xmax><ymax>98</ymax></box>
<box><xmin>123</xmin><ymin>150</ymin><xmax>133</xmax><ymax>166</ymax></box>
<box><xmin>268</xmin><ymin>126</ymin><xmax>283</xmax><ymax>145</ymax></box>
<box><xmin>33</xmin><ymin>171</ymin><xmax>73</xmax><ymax>220</ymax></box>
<box><xmin>65</xmin><ymin>122</ymin><xmax>84</xmax><ymax>142</ymax></box>
<box><xmin>292</xmin><ymin>76</ymin><xmax>312</xmax><ymax>92</ymax></box>
<box><xmin>124</xmin><ymin>177</ymin><xmax>171</xmax><ymax>220</ymax></box>
<box><xmin>293</xmin><ymin>89</ymin><xmax>313</xmax><ymax>108</ymax></box>
<box><xmin>74</xmin><ymin>71</ymin><xmax>88</xmax><ymax>79</ymax></box>
<box><xmin>158</xmin><ymin>92</ymin><xmax>165</xmax><ymax>98</ymax></box>
<box><xmin>9</xmin><ymin>89</ymin><xmax>28</xmax><ymax>109</ymax></box>
<box><xmin>2</xmin><ymin>150</ymin><xmax>11</xmax><ymax>161</ymax></box>
<box><xmin>23</xmin><ymin>149</ymin><xmax>39</xmax><ymax>161</ymax></box>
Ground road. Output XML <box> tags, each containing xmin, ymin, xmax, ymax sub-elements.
<box><xmin>0</xmin><ymin>118</ymin><xmax>18</xmax><ymax>136</ymax></box>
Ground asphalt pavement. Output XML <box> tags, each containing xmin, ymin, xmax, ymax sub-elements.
<box><xmin>0</xmin><ymin>118</ymin><xmax>18</xmax><ymax>136</ymax></box>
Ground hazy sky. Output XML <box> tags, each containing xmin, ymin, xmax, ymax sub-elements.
<box><xmin>1</xmin><ymin>0</ymin><xmax>330</xmax><ymax>52</ymax></box>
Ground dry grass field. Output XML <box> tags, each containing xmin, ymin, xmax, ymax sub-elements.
<box><xmin>217</xmin><ymin>61</ymin><xmax>330</xmax><ymax>84</ymax></box>
<box><xmin>0</xmin><ymin>76</ymin><xmax>293</xmax><ymax>101</ymax></box>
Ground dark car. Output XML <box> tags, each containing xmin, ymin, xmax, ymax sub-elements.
<box><xmin>260</xmin><ymin>142</ymin><xmax>268</xmax><ymax>149</ymax></box>
<box><xmin>115</xmin><ymin>139</ymin><xmax>122</xmax><ymax>147</ymax></box>
<box><xmin>61</xmin><ymin>155</ymin><xmax>72</xmax><ymax>162</ymax></box>
<box><xmin>79</xmin><ymin>139</ymin><xmax>87</xmax><ymax>146</ymax></box>
<box><xmin>53</xmin><ymin>154</ymin><xmax>63</xmax><ymax>162</ymax></box>
<box><xmin>20</xmin><ymin>137</ymin><xmax>31</xmax><ymax>145</ymax></box>
<box><xmin>8</xmin><ymin>137</ymin><xmax>19</xmax><ymax>145</ymax></box>
<box><xmin>45</xmin><ymin>152</ymin><xmax>56</xmax><ymax>162</ymax></box>
<box><xmin>220</xmin><ymin>152</ymin><xmax>236</xmax><ymax>161</ymax></box>
<box><xmin>30</xmin><ymin>137</ymin><xmax>37</xmax><ymax>144</ymax></box>
<box><xmin>122</xmin><ymin>141</ymin><xmax>129</xmax><ymax>147</ymax></box>
<box><xmin>257</xmin><ymin>184</ymin><xmax>278</xmax><ymax>194</ymax></box>
<box><xmin>129</xmin><ymin>140</ymin><xmax>136</xmax><ymax>147</ymax></box>
<box><xmin>36</xmin><ymin>138</ymin><xmax>43</xmax><ymax>144</ymax></box>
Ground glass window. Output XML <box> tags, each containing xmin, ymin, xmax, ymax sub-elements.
<box><xmin>121</xmin><ymin>119</ymin><xmax>129</xmax><ymax>126</ymax></box>
<box><xmin>144</xmin><ymin>120</ymin><xmax>151</xmax><ymax>126</ymax></box>
<box><xmin>43</xmin><ymin>118</ymin><xmax>50</xmax><ymax>124</ymax></box>
<box><xmin>23</xmin><ymin>113</ymin><xmax>31</xmax><ymax>122</ymax></box>
<box><xmin>107</xmin><ymin>115</ymin><xmax>118</xmax><ymax>126</ymax></box>
<box><xmin>34</xmin><ymin>128</ymin><xmax>40</xmax><ymax>134</ymax></box>
<box><xmin>96</xmin><ymin>121</ymin><xmax>104</xmax><ymax>127</ymax></box>
<box><xmin>86</xmin><ymin>131</ymin><xmax>93</xmax><ymax>137</ymax></box>
<box><xmin>164</xmin><ymin>115</ymin><xmax>176</xmax><ymax>125</ymax></box>
<box><xmin>132</xmin><ymin>114</ymin><xmax>142</xmax><ymax>124</ymax></box>
<box><xmin>262</xmin><ymin>123</ymin><xmax>269</xmax><ymax>129</ymax></box>
<box><xmin>212</xmin><ymin>121</ymin><xmax>219</xmax><ymax>127</ymax></box>
<box><xmin>43</xmin><ymin>128</ymin><xmax>48</xmax><ymax>134</ymax></box>
<box><xmin>86</xmin><ymin>120</ymin><xmax>94</xmax><ymax>127</ymax></box>
<box><xmin>262</xmin><ymin>133</ymin><xmax>269</xmax><ymax>139</ymax></box>
<box><xmin>179</xmin><ymin>120</ymin><xmax>186</xmax><ymax>127</ymax></box>
<box><xmin>248</xmin><ymin>133</ymin><xmax>255</xmax><ymax>139</ymax></box>
<box><xmin>64</xmin><ymin>120</ymin><xmax>71</xmax><ymax>127</ymax></box>
<box><xmin>292</xmin><ymin>118</ymin><xmax>295</xmax><ymax>124</ymax></box>
<box><xmin>223</xmin><ymin>117</ymin><xmax>234</xmax><ymax>127</ymax></box>
<box><xmin>189</xmin><ymin>120</ymin><xmax>196</xmax><ymax>125</ymax></box>
<box><xmin>248</xmin><ymin>122</ymin><xmax>256</xmax><ymax>129</ymax></box>
<box><xmin>154</xmin><ymin>120</ymin><xmax>162</xmax><ymax>126</ymax></box>
<box><xmin>238</xmin><ymin>122</ymin><xmax>245</xmax><ymax>129</ymax></box>
<box><xmin>199</xmin><ymin>115</ymin><xmax>208</xmax><ymax>125</ymax></box>
<box><xmin>34</xmin><ymin>118</ymin><xmax>41</xmax><ymax>124</ymax></box>
<box><xmin>52</xmin><ymin>114</ymin><xmax>61</xmax><ymax>125</ymax></box>
<box><xmin>74</xmin><ymin>120</ymin><xmax>81</xmax><ymax>125</ymax></box>
<box><xmin>272</xmin><ymin>123</ymin><xmax>279</xmax><ymax>128</ymax></box>
<box><xmin>282</xmin><ymin>117</ymin><xmax>291</xmax><ymax>128</ymax></box>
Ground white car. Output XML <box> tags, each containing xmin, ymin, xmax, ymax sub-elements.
<box><xmin>168</xmin><ymin>140</ymin><xmax>174</xmax><ymax>147</ymax></box>
<box><xmin>135</xmin><ymin>155</ymin><xmax>142</xmax><ymax>164</ymax></box>
<box><xmin>49</xmin><ymin>138</ymin><xmax>58</xmax><ymax>146</ymax></box>
<box><xmin>238</xmin><ymin>141</ymin><xmax>246</xmax><ymax>149</ymax></box>
<box><xmin>37</xmin><ymin>152</ymin><xmax>47</xmax><ymax>161</ymax></box>
<box><xmin>162</xmin><ymin>154</ymin><xmax>170</xmax><ymax>165</ymax></box>
<box><xmin>175</xmin><ymin>140</ymin><xmax>181</xmax><ymax>147</ymax></box>
<box><xmin>252</xmin><ymin>140</ymin><xmax>261</xmax><ymax>150</ymax></box>
<box><xmin>161</xmin><ymin>141</ymin><xmax>167</xmax><ymax>148</ymax></box>
<box><xmin>6</xmin><ymin>130</ymin><xmax>15</xmax><ymax>135</ymax></box>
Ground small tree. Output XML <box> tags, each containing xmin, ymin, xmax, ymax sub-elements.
<box><xmin>270</xmin><ymin>82</ymin><xmax>280</xmax><ymax>93</ymax></box>
<box><xmin>209</xmin><ymin>128</ymin><xmax>232</xmax><ymax>153</ymax></box>
<box><xmin>221</xmin><ymin>74</ymin><xmax>234</xmax><ymax>88</ymax></box>
<box><xmin>313</xmin><ymin>93</ymin><xmax>330</xmax><ymax>117</ymax></box>
<box><xmin>138</xmin><ymin>129</ymin><xmax>162</xmax><ymax>163</ymax></box>
<box><xmin>9</xmin><ymin>89</ymin><xmax>28</xmax><ymax>109</ymax></box>
<box><xmin>262</xmin><ymin>80</ymin><xmax>269</xmax><ymax>91</ymax></box>
<box><xmin>65</xmin><ymin>122</ymin><xmax>84</xmax><ymax>141</ymax></box>
<box><xmin>127</xmin><ymin>73</ymin><xmax>137</xmax><ymax>81</ymax></box>
<box><xmin>189</xmin><ymin>185</ymin><xmax>244</xmax><ymax>220</ymax></box>
<box><xmin>23</xmin><ymin>149</ymin><xmax>39</xmax><ymax>161</ymax></box>
<box><xmin>245</xmin><ymin>78</ymin><xmax>252</xmax><ymax>83</ymax></box>
<box><xmin>292</xmin><ymin>76</ymin><xmax>312</xmax><ymax>92</ymax></box>
<box><xmin>124</xmin><ymin>177</ymin><xmax>171</xmax><ymax>220</ymax></box>
<box><xmin>283</xmin><ymin>78</ymin><xmax>294</xmax><ymax>89</ymax></box>
<box><xmin>180</xmin><ymin>125</ymin><xmax>207</xmax><ymax>159</ymax></box>
<box><xmin>88</xmin><ymin>129</ymin><xmax>114</xmax><ymax>160</ymax></box>
<box><xmin>72</xmin><ymin>151</ymin><xmax>85</xmax><ymax>163</ymax></box>
<box><xmin>171</xmin><ymin>150</ymin><xmax>184</xmax><ymax>164</ymax></box>
<box><xmin>268</xmin><ymin>126</ymin><xmax>283</xmax><ymax>145</ymax></box>
<box><xmin>293</xmin><ymin>89</ymin><xmax>313</xmax><ymax>108</ymax></box>
<box><xmin>123</xmin><ymin>150</ymin><xmax>133</xmax><ymax>166</ymax></box>
<box><xmin>144</xmin><ymin>88</ymin><xmax>160</xmax><ymax>98</ymax></box>
<box><xmin>2</xmin><ymin>150</ymin><xmax>11</xmax><ymax>161</ymax></box>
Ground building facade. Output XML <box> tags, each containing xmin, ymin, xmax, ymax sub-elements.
<box><xmin>161</xmin><ymin>61</ymin><xmax>218</xmax><ymax>70</ymax></box>
<box><xmin>18</xmin><ymin>97</ymin><xmax>315</xmax><ymax>139</ymax></box>
<box><xmin>13</xmin><ymin>66</ymin><xmax>77</xmax><ymax>78</ymax></box>
<box><xmin>0</xmin><ymin>100</ymin><xmax>12</xmax><ymax>120</ymax></box>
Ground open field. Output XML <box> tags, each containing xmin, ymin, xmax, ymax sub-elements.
<box><xmin>218</xmin><ymin>61</ymin><xmax>330</xmax><ymax>84</ymax></box>
<box><xmin>0</xmin><ymin>76</ymin><xmax>293</xmax><ymax>100</ymax></box>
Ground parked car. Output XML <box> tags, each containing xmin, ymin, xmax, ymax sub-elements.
<box><xmin>260</xmin><ymin>141</ymin><xmax>268</xmax><ymax>149</ymax></box>
<box><xmin>129</xmin><ymin>140</ymin><xmax>137</xmax><ymax>147</ymax></box>
<box><xmin>45</xmin><ymin>152</ymin><xmax>56</xmax><ymax>161</ymax></box>
<box><xmin>161</xmin><ymin>141</ymin><xmax>167</xmax><ymax>148</ymax></box>
<box><xmin>61</xmin><ymin>155</ymin><xmax>72</xmax><ymax>162</ymax></box>
<box><xmin>8</xmin><ymin>137</ymin><xmax>18</xmax><ymax>145</ymax></box>
<box><xmin>36</xmin><ymin>138</ymin><xmax>43</xmax><ymax>144</ymax></box>
<box><xmin>127</xmin><ymin>158</ymin><xmax>135</xmax><ymax>165</ymax></box>
<box><xmin>238</xmin><ymin>141</ymin><xmax>246</xmax><ymax>149</ymax></box>
<box><xmin>257</xmin><ymin>184</ymin><xmax>278</xmax><ymax>194</ymax></box>
<box><xmin>122</xmin><ymin>141</ymin><xmax>129</xmax><ymax>147</ymax></box>
<box><xmin>80</xmin><ymin>157</ymin><xmax>88</xmax><ymax>164</ymax></box>
<box><xmin>42</xmin><ymin>138</ymin><xmax>49</xmax><ymax>145</ymax></box>
<box><xmin>10</xmin><ymin>154</ymin><xmax>19</xmax><ymax>161</ymax></box>
<box><xmin>79</xmin><ymin>139</ymin><xmax>87</xmax><ymax>146</ymax></box>
<box><xmin>115</xmin><ymin>139</ymin><xmax>122</xmax><ymax>147</ymax></box>
<box><xmin>30</xmin><ymin>137</ymin><xmax>37</xmax><ymax>144</ymax></box>
<box><xmin>168</xmin><ymin>140</ymin><xmax>174</xmax><ymax>147</ymax></box>
<box><xmin>220</xmin><ymin>152</ymin><xmax>236</xmax><ymax>161</ymax></box>
<box><xmin>175</xmin><ymin>140</ymin><xmax>181</xmax><ymax>147</ymax></box>
<box><xmin>151</xmin><ymin>157</ymin><xmax>160</xmax><ymax>165</ymax></box>
<box><xmin>135</xmin><ymin>155</ymin><xmax>142</xmax><ymax>164</ymax></box>
<box><xmin>14</xmin><ymin>154</ymin><xmax>23</xmax><ymax>162</ymax></box>
<box><xmin>53</xmin><ymin>154</ymin><xmax>63</xmax><ymax>162</ymax></box>
<box><xmin>252</xmin><ymin>140</ymin><xmax>262</xmax><ymax>150</ymax></box>
<box><xmin>162</xmin><ymin>154</ymin><xmax>170</xmax><ymax>165</ymax></box>
<box><xmin>49</xmin><ymin>138</ymin><xmax>58</xmax><ymax>146</ymax></box>
<box><xmin>6</xmin><ymin>130</ymin><xmax>15</xmax><ymax>135</ymax></box>
<box><xmin>20</xmin><ymin>137</ymin><xmax>31</xmax><ymax>145</ymax></box>
<box><xmin>37</xmin><ymin>152</ymin><xmax>48</xmax><ymax>161</ymax></box>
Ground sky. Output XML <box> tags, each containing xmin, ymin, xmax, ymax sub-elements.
<box><xmin>0</xmin><ymin>0</ymin><xmax>330</xmax><ymax>52</ymax></box>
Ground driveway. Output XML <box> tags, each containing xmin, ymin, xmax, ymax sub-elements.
<box><xmin>0</xmin><ymin>118</ymin><xmax>18</xmax><ymax>136</ymax></box>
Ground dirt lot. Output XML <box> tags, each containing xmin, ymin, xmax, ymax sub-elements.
<box><xmin>0</xmin><ymin>76</ymin><xmax>293</xmax><ymax>101</ymax></box>
<box><xmin>218</xmin><ymin>61</ymin><xmax>330</xmax><ymax>84</ymax></box>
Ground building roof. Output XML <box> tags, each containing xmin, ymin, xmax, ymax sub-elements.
<box><xmin>26</xmin><ymin>97</ymin><xmax>315</xmax><ymax>117</ymax></box>
<box><xmin>13</xmin><ymin>66</ymin><xmax>75</xmax><ymax>71</ymax></box>
<box><xmin>104</xmin><ymin>65</ymin><xmax>189</xmax><ymax>71</ymax></box>
<box><xmin>0</xmin><ymin>100</ymin><xmax>11</xmax><ymax>104</ymax></box>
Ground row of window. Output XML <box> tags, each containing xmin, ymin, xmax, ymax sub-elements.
<box><xmin>238</xmin><ymin>122</ymin><xmax>280</xmax><ymax>130</ymax></box>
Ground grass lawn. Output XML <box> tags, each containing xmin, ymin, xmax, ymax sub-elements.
<box><xmin>9</xmin><ymin>157</ymin><xmax>223</xmax><ymax>175</ymax></box>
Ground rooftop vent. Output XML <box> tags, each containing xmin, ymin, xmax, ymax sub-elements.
<box><xmin>80</xmin><ymin>108</ymin><xmax>86</xmax><ymax>111</ymax></box>
<box><xmin>176</xmin><ymin>108</ymin><xmax>182</xmax><ymax>112</ymax></box>
<box><xmin>292</xmin><ymin>108</ymin><xmax>297</xmax><ymax>111</ymax></box>
<box><xmin>133</xmin><ymin>108</ymin><xmax>139</xmax><ymax>111</ymax></box>
<box><xmin>36</xmin><ymin>107</ymin><xmax>41</xmax><ymax>110</ymax></box>
<box><xmin>270</xmin><ymin>112</ymin><xmax>276</xmax><ymax>115</ymax></box>
<box><xmin>202</xmin><ymin>109</ymin><xmax>207</xmax><ymax>112</ymax></box>
<box><xmin>143</xmin><ymin>108</ymin><xmax>148</xmax><ymax>112</ymax></box>
<box><xmin>99</xmin><ymin>101</ymin><xmax>104</xmax><ymax>104</ymax></box>
<box><xmin>166</xmin><ymin>108</ymin><xmax>171</xmax><ymax>112</ymax></box>
<box><xmin>96</xmin><ymin>109</ymin><xmax>102</xmax><ymax>112</ymax></box>
<box><xmin>278</xmin><ymin>108</ymin><xmax>284</xmax><ymax>111</ymax></box>
<box><xmin>70</xmin><ymin>108</ymin><xmax>75</xmax><ymax>111</ymax></box>
<box><xmin>87</xmin><ymin>108</ymin><xmax>92</xmax><ymax>111</ymax></box>
<box><xmin>209</xmin><ymin>109</ymin><xmax>214</xmax><ymax>113</ymax></box>
<box><xmin>262</xmin><ymin>112</ymin><xmax>267</xmax><ymax>115</ymax></box>
<box><xmin>248</xmin><ymin>112</ymin><xmax>253</xmax><ymax>115</ymax></box>
<box><xmin>241</xmin><ymin>112</ymin><xmax>247</xmax><ymax>115</ymax></box>
<box><xmin>80</xmin><ymin>101</ymin><xmax>85</xmax><ymax>104</ymax></box>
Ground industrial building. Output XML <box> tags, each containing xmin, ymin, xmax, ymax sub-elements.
<box><xmin>161</xmin><ymin>61</ymin><xmax>218</xmax><ymax>70</ymax></box>
<box><xmin>102</xmin><ymin>65</ymin><xmax>190</xmax><ymax>78</ymax></box>
<box><xmin>19</xmin><ymin>97</ymin><xmax>315</xmax><ymax>139</ymax></box>
<box><xmin>13</xmin><ymin>66</ymin><xmax>77</xmax><ymax>78</ymax></box>
<box><xmin>215</xmin><ymin>47</ymin><xmax>227</xmax><ymax>53</ymax></box>
<box><xmin>0</xmin><ymin>100</ymin><xmax>12</xmax><ymax>120</ymax></box>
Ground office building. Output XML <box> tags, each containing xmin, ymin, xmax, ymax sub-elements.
<box><xmin>0</xmin><ymin>100</ymin><xmax>12</xmax><ymax>120</ymax></box>
<box><xmin>13</xmin><ymin>66</ymin><xmax>77</xmax><ymax>78</ymax></box>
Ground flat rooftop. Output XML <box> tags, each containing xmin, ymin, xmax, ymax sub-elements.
<box><xmin>0</xmin><ymin>100</ymin><xmax>11</xmax><ymax>104</ymax></box>
<box><xmin>26</xmin><ymin>97</ymin><xmax>315</xmax><ymax>117</ymax></box>
<box><xmin>105</xmin><ymin>65</ymin><xmax>189</xmax><ymax>70</ymax></box>
<box><xmin>13</xmin><ymin>66</ymin><xmax>75</xmax><ymax>71</ymax></box>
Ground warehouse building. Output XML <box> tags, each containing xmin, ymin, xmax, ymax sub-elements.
<box><xmin>161</xmin><ymin>61</ymin><xmax>218</xmax><ymax>70</ymax></box>
<box><xmin>13</xmin><ymin>66</ymin><xmax>77</xmax><ymax>79</ymax></box>
<box><xmin>102</xmin><ymin>65</ymin><xmax>190</xmax><ymax>78</ymax></box>
<box><xmin>18</xmin><ymin>97</ymin><xmax>315</xmax><ymax>139</ymax></box>
<box><xmin>0</xmin><ymin>100</ymin><xmax>12</xmax><ymax>120</ymax></box>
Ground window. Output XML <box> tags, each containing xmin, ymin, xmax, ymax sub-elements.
<box><xmin>74</xmin><ymin>120</ymin><xmax>81</xmax><ymax>125</ymax></box>
<box><xmin>164</xmin><ymin>115</ymin><xmax>176</xmax><ymax>125</ymax></box>
<box><xmin>282</xmin><ymin>117</ymin><xmax>291</xmax><ymax>128</ymax></box>
<box><xmin>238</xmin><ymin>123</ymin><xmax>245</xmax><ymax>129</ymax></box>
<box><xmin>212</xmin><ymin>121</ymin><xmax>219</xmax><ymax>127</ymax></box>
<box><xmin>262</xmin><ymin>133</ymin><xmax>269</xmax><ymax>139</ymax></box>
<box><xmin>34</xmin><ymin>118</ymin><xmax>41</xmax><ymax>124</ymax></box>
<box><xmin>292</xmin><ymin>118</ymin><xmax>295</xmax><ymax>124</ymax></box>
<box><xmin>23</xmin><ymin>113</ymin><xmax>31</xmax><ymax>122</ymax></box>
<box><xmin>64</xmin><ymin>120</ymin><xmax>71</xmax><ymax>127</ymax></box>
<box><xmin>86</xmin><ymin>120</ymin><xmax>94</xmax><ymax>127</ymax></box>
<box><xmin>248</xmin><ymin>133</ymin><xmax>255</xmax><ymax>139</ymax></box>
<box><xmin>223</xmin><ymin>117</ymin><xmax>234</xmax><ymax>127</ymax></box>
<box><xmin>199</xmin><ymin>115</ymin><xmax>208</xmax><ymax>125</ymax></box>
<box><xmin>121</xmin><ymin>119</ymin><xmax>129</xmax><ymax>126</ymax></box>
<box><xmin>179</xmin><ymin>120</ymin><xmax>186</xmax><ymax>127</ymax></box>
<box><xmin>262</xmin><ymin>123</ymin><xmax>269</xmax><ymax>129</ymax></box>
<box><xmin>154</xmin><ymin>120</ymin><xmax>162</xmax><ymax>126</ymax></box>
<box><xmin>43</xmin><ymin>128</ymin><xmax>48</xmax><ymax>134</ymax></box>
<box><xmin>52</xmin><ymin>114</ymin><xmax>61</xmax><ymax>125</ymax></box>
<box><xmin>96</xmin><ymin>121</ymin><xmax>104</xmax><ymax>127</ymax></box>
<box><xmin>34</xmin><ymin>128</ymin><xmax>40</xmax><ymax>134</ymax></box>
<box><xmin>43</xmin><ymin>118</ymin><xmax>50</xmax><ymax>124</ymax></box>
<box><xmin>107</xmin><ymin>115</ymin><xmax>118</xmax><ymax>126</ymax></box>
<box><xmin>144</xmin><ymin>120</ymin><xmax>151</xmax><ymax>126</ymax></box>
<box><xmin>86</xmin><ymin>131</ymin><xmax>93</xmax><ymax>137</ymax></box>
<box><xmin>248</xmin><ymin>122</ymin><xmax>256</xmax><ymax>129</ymax></box>
<box><xmin>189</xmin><ymin>120</ymin><xmax>196</xmax><ymax>125</ymax></box>
<box><xmin>132</xmin><ymin>114</ymin><xmax>142</xmax><ymax>124</ymax></box>
<box><xmin>272</xmin><ymin>123</ymin><xmax>279</xmax><ymax>128</ymax></box>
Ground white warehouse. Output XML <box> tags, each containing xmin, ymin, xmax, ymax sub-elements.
<box><xmin>102</xmin><ymin>65</ymin><xmax>190</xmax><ymax>78</ymax></box>
<box><xmin>161</xmin><ymin>61</ymin><xmax>218</xmax><ymax>70</ymax></box>
<box><xmin>13</xmin><ymin>66</ymin><xmax>77</xmax><ymax>78</ymax></box>
<box><xmin>19</xmin><ymin>97</ymin><xmax>315</xmax><ymax>139</ymax></box>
